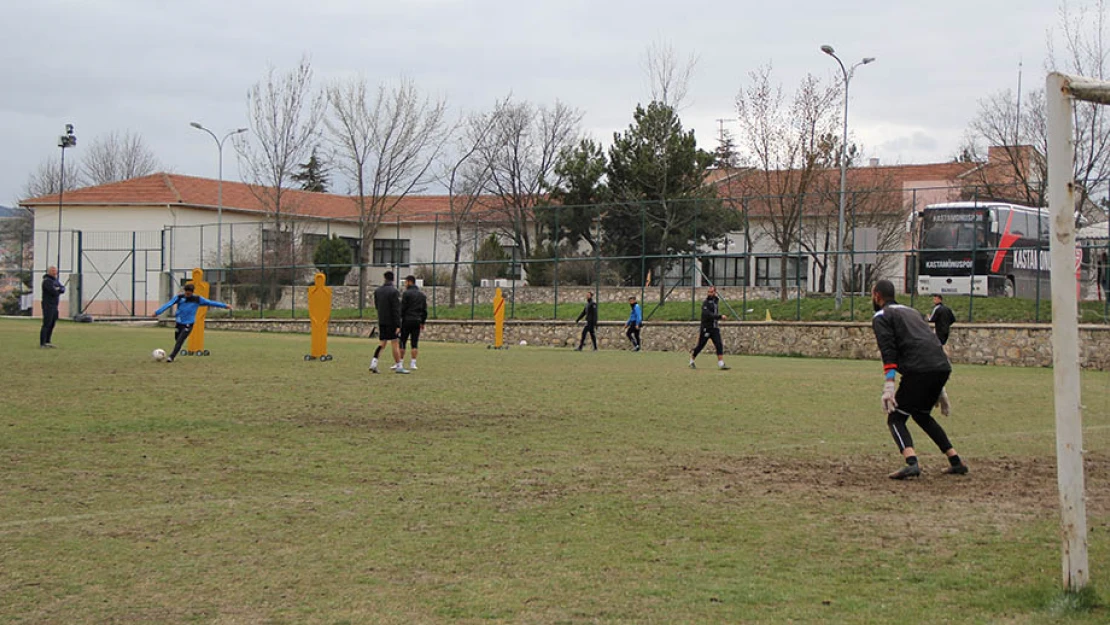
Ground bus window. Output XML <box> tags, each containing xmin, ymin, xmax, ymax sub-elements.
<box><xmin>923</xmin><ymin>224</ymin><xmax>956</xmax><ymax>248</ymax></box>
<box><xmin>1038</xmin><ymin>214</ymin><xmax>1051</xmax><ymax>241</ymax></box>
<box><xmin>1009</xmin><ymin>212</ymin><xmax>1029</xmax><ymax>238</ymax></box>
<box><xmin>994</xmin><ymin>207</ymin><xmax>1011</xmax><ymax>235</ymax></box>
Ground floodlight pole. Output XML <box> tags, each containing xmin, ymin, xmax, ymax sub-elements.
<box><xmin>56</xmin><ymin>124</ymin><xmax>77</xmax><ymax>269</ymax></box>
<box><xmin>1045</xmin><ymin>71</ymin><xmax>1108</xmax><ymax>592</ymax></box>
<box><xmin>190</xmin><ymin>122</ymin><xmax>247</xmax><ymax>299</ymax></box>
<box><xmin>821</xmin><ymin>46</ymin><xmax>874</xmax><ymax>309</ymax></box>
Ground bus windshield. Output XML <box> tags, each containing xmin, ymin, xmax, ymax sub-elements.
<box><xmin>921</xmin><ymin>213</ymin><xmax>986</xmax><ymax>249</ymax></box>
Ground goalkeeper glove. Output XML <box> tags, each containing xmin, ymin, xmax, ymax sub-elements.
<box><xmin>936</xmin><ymin>388</ymin><xmax>951</xmax><ymax>416</ymax></box>
<box><xmin>881</xmin><ymin>380</ymin><xmax>898</xmax><ymax>414</ymax></box>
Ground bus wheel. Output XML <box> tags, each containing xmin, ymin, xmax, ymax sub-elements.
<box><xmin>1004</xmin><ymin>278</ymin><xmax>1016</xmax><ymax>297</ymax></box>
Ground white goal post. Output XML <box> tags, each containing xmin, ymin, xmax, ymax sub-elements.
<box><xmin>1045</xmin><ymin>71</ymin><xmax>1110</xmax><ymax>592</ymax></box>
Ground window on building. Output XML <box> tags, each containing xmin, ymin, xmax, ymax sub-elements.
<box><xmin>262</xmin><ymin>228</ymin><xmax>292</xmax><ymax>256</ymax></box>
<box><xmin>372</xmin><ymin>239</ymin><xmax>410</xmax><ymax>266</ymax></box>
<box><xmin>754</xmin><ymin>255</ymin><xmax>808</xmax><ymax>287</ymax></box>
<box><xmin>503</xmin><ymin>245</ymin><xmax>524</xmax><ymax>279</ymax></box>
<box><xmin>703</xmin><ymin>255</ymin><xmax>748</xmax><ymax>287</ymax></box>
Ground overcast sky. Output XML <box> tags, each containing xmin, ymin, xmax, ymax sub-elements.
<box><xmin>3</xmin><ymin>0</ymin><xmax>1063</xmax><ymax>206</ymax></box>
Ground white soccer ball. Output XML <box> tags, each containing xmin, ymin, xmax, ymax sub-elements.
<box><xmin>152</xmin><ymin>348</ymin><xmax>166</xmax><ymax>361</ymax></box>
<box><xmin>519</xmin><ymin>340</ymin><xmax>528</xmax><ymax>346</ymax></box>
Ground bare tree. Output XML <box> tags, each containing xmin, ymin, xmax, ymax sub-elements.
<box><xmin>440</xmin><ymin>103</ymin><xmax>503</xmax><ymax>306</ymax></box>
<box><xmin>474</xmin><ymin>97</ymin><xmax>582</xmax><ymax>260</ymax></box>
<box><xmin>80</xmin><ymin>130</ymin><xmax>162</xmax><ymax>185</ymax></box>
<box><xmin>962</xmin><ymin>0</ymin><xmax>1110</xmax><ymax>221</ymax></box>
<box><xmin>234</xmin><ymin>57</ymin><xmax>327</xmax><ymax>305</ymax></box>
<box><xmin>643</xmin><ymin>39</ymin><xmax>698</xmax><ymax>110</ymax></box>
<box><xmin>958</xmin><ymin>89</ymin><xmax>1048</xmax><ymax>207</ymax></box>
<box><xmin>21</xmin><ymin>156</ymin><xmax>79</xmax><ymax>200</ymax></box>
<box><xmin>734</xmin><ymin>65</ymin><xmax>841</xmax><ymax>300</ymax></box>
<box><xmin>325</xmin><ymin>76</ymin><xmax>448</xmax><ymax>303</ymax></box>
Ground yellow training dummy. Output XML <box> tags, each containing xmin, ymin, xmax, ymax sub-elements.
<box><xmin>307</xmin><ymin>272</ymin><xmax>333</xmax><ymax>361</ymax></box>
<box><xmin>186</xmin><ymin>268</ymin><xmax>210</xmax><ymax>355</ymax></box>
<box><xmin>493</xmin><ymin>287</ymin><xmax>505</xmax><ymax>349</ymax></box>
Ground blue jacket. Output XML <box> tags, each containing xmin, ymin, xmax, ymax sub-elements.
<box><xmin>627</xmin><ymin>303</ymin><xmax>642</xmax><ymax>326</ymax></box>
<box><xmin>156</xmin><ymin>294</ymin><xmax>229</xmax><ymax>325</ymax></box>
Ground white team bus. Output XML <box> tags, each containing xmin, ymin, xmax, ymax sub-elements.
<box><xmin>915</xmin><ymin>201</ymin><xmax>1050</xmax><ymax>297</ymax></box>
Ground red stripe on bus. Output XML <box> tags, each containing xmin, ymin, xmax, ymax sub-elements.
<box><xmin>991</xmin><ymin>210</ymin><xmax>1019</xmax><ymax>273</ymax></box>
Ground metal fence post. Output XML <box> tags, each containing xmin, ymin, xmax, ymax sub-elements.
<box><xmin>431</xmin><ymin>213</ymin><xmax>439</xmax><ymax>319</ymax></box>
<box><xmin>554</xmin><ymin>205</ymin><xmax>560</xmax><ymax>319</ymax></box>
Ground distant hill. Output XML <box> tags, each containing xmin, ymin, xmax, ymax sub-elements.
<box><xmin>0</xmin><ymin>205</ymin><xmax>22</xmax><ymax>218</ymax></box>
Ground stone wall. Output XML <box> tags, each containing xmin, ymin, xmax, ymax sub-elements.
<box><xmin>199</xmin><ymin>318</ymin><xmax>1110</xmax><ymax>370</ymax></box>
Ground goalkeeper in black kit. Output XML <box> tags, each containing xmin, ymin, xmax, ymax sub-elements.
<box><xmin>870</xmin><ymin>280</ymin><xmax>968</xmax><ymax>479</ymax></box>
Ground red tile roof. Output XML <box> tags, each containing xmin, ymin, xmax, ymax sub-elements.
<box><xmin>20</xmin><ymin>173</ymin><xmax>467</xmax><ymax>224</ymax></box>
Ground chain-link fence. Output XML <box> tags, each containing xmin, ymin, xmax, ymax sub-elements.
<box><xmin>23</xmin><ymin>182</ymin><xmax>1110</xmax><ymax>323</ymax></box>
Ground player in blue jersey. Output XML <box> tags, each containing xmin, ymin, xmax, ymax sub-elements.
<box><xmin>152</xmin><ymin>283</ymin><xmax>231</xmax><ymax>362</ymax></box>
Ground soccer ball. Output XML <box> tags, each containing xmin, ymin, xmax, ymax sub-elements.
<box><xmin>519</xmin><ymin>340</ymin><xmax>527</xmax><ymax>346</ymax></box>
<box><xmin>152</xmin><ymin>348</ymin><xmax>166</xmax><ymax>361</ymax></box>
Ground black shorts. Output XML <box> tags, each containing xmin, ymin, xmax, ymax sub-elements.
<box><xmin>400</xmin><ymin>322</ymin><xmax>421</xmax><ymax>349</ymax></box>
<box><xmin>378</xmin><ymin>325</ymin><xmax>398</xmax><ymax>341</ymax></box>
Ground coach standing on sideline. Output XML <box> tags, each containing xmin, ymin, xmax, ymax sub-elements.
<box><xmin>927</xmin><ymin>294</ymin><xmax>957</xmax><ymax>348</ymax></box>
<box><xmin>370</xmin><ymin>271</ymin><xmax>408</xmax><ymax>374</ymax></box>
<box><xmin>40</xmin><ymin>266</ymin><xmax>65</xmax><ymax>348</ymax></box>
<box><xmin>871</xmin><ymin>280</ymin><xmax>967</xmax><ymax>479</ymax></box>
<box><xmin>689</xmin><ymin>286</ymin><xmax>730</xmax><ymax>370</ymax></box>
<box><xmin>575</xmin><ymin>291</ymin><xmax>598</xmax><ymax>351</ymax></box>
<box><xmin>399</xmin><ymin>275</ymin><xmax>427</xmax><ymax>370</ymax></box>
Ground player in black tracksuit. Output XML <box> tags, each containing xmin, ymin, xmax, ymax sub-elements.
<box><xmin>927</xmin><ymin>294</ymin><xmax>957</xmax><ymax>346</ymax></box>
<box><xmin>575</xmin><ymin>291</ymin><xmax>598</xmax><ymax>351</ymax></box>
<box><xmin>871</xmin><ymin>279</ymin><xmax>967</xmax><ymax>479</ymax></box>
<box><xmin>689</xmin><ymin>286</ymin><xmax>729</xmax><ymax>370</ymax></box>
<box><xmin>399</xmin><ymin>275</ymin><xmax>428</xmax><ymax>370</ymax></box>
<box><xmin>370</xmin><ymin>271</ymin><xmax>407</xmax><ymax>374</ymax></box>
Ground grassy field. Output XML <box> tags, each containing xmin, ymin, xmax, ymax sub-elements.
<box><xmin>1</xmin><ymin>318</ymin><xmax>1109</xmax><ymax>624</ymax></box>
<box><xmin>229</xmin><ymin>293</ymin><xmax>1110</xmax><ymax>324</ymax></box>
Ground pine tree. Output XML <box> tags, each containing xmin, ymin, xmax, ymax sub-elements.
<box><xmin>293</xmin><ymin>149</ymin><xmax>330</xmax><ymax>192</ymax></box>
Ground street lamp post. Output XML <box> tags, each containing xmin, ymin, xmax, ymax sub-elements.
<box><xmin>57</xmin><ymin>124</ymin><xmax>77</xmax><ymax>269</ymax></box>
<box><xmin>821</xmin><ymin>45</ymin><xmax>874</xmax><ymax>310</ymax></box>
<box><xmin>190</xmin><ymin>122</ymin><xmax>247</xmax><ymax>297</ymax></box>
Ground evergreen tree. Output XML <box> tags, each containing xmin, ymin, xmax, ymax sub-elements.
<box><xmin>471</xmin><ymin>234</ymin><xmax>510</xmax><ymax>285</ymax></box>
<box><xmin>293</xmin><ymin>148</ymin><xmax>330</xmax><ymax>192</ymax></box>
<box><xmin>603</xmin><ymin>102</ymin><xmax>738</xmax><ymax>288</ymax></box>
<box><xmin>313</xmin><ymin>235</ymin><xmax>353</xmax><ymax>285</ymax></box>
<box><xmin>714</xmin><ymin>129</ymin><xmax>739</xmax><ymax>169</ymax></box>
<box><xmin>542</xmin><ymin>139</ymin><xmax>609</xmax><ymax>254</ymax></box>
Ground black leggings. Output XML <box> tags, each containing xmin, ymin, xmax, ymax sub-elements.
<box><xmin>887</xmin><ymin>370</ymin><xmax>954</xmax><ymax>453</ymax></box>
<box><xmin>40</xmin><ymin>307</ymin><xmax>59</xmax><ymax>345</ymax></box>
<box><xmin>626</xmin><ymin>325</ymin><xmax>640</xmax><ymax>348</ymax></box>
<box><xmin>691</xmin><ymin>327</ymin><xmax>723</xmax><ymax>358</ymax></box>
<box><xmin>170</xmin><ymin>323</ymin><xmax>194</xmax><ymax>359</ymax></box>
<box><xmin>579</xmin><ymin>325</ymin><xmax>596</xmax><ymax>349</ymax></box>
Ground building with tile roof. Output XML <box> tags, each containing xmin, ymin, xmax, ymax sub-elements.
<box><xmin>19</xmin><ymin>174</ymin><xmax>505</xmax><ymax>317</ymax></box>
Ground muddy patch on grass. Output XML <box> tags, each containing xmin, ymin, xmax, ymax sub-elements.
<box><xmin>641</xmin><ymin>451</ymin><xmax>1110</xmax><ymax>531</ymax></box>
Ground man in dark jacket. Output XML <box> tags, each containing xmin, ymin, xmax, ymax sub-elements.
<box><xmin>927</xmin><ymin>294</ymin><xmax>957</xmax><ymax>347</ymax></box>
<box><xmin>370</xmin><ymin>271</ymin><xmax>407</xmax><ymax>374</ymax></box>
<box><xmin>689</xmin><ymin>286</ymin><xmax>730</xmax><ymax>370</ymax></box>
<box><xmin>40</xmin><ymin>266</ymin><xmax>66</xmax><ymax>348</ymax></box>
<box><xmin>871</xmin><ymin>279</ymin><xmax>967</xmax><ymax>479</ymax></box>
<box><xmin>399</xmin><ymin>275</ymin><xmax>427</xmax><ymax>370</ymax></box>
<box><xmin>575</xmin><ymin>291</ymin><xmax>598</xmax><ymax>351</ymax></box>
